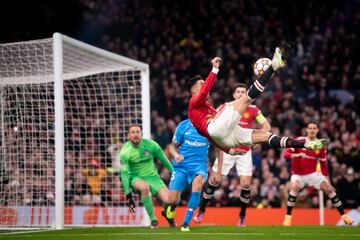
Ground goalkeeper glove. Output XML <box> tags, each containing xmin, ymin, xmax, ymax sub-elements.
<box><xmin>126</xmin><ymin>193</ymin><xmax>136</xmax><ymax>214</ymax></box>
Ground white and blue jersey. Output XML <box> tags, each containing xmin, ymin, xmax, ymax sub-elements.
<box><xmin>169</xmin><ymin>119</ymin><xmax>209</xmax><ymax>192</ymax></box>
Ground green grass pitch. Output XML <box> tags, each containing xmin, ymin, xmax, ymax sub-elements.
<box><xmin>1</xmin><ymin>226</ymin><xmax>359</xmax><ymax>240</ymax></box>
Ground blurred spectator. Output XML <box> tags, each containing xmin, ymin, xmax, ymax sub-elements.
<box><xmin>336</xmin><ymin>168</ymin><xmax>360</xmax><ymax>208</ymax></box>
<box><xmin>82</xmin><ymin>160</ymin><xmax>107</xmax><ymax>205</ymax></box>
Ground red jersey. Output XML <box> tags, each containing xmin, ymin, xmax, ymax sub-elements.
<box><xmin>188</xmin><ymin>69</ymin><xmax>230</xmax><ymax>152</ymax></box>
<box><xmin>216</xmin><ymin>104</ymin><xmax>263</xmax><ymax>152</ymax></box>
<box><xmin>283</xmin><ymin>137</ymin><xmax>328</xmax><ymax>176</ymax></box>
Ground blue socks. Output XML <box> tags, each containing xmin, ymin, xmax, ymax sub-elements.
<box><xmin>183</xmin><ymin>192</ymin><xmax>201</xmax><ymax>225</ymax></box>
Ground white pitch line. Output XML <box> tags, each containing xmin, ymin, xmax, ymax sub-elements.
<box><xmin>0</xmin><ymin>229</ymin><xmax>54</xmax><ymax>236</ymax></box>
<box><xmin>0</xmin><ymin>232</ymin><xmax>359</xmax><ymax>238</ymax></box>
<box><xmin>279</xmin><ymin>233</ymin><xmax>360</xmax><ymax>237</ymax></box>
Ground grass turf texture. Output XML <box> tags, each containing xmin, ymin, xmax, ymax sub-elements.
<box><xmin>1</xmin><ymin>226</ymin><xmax>359</xmax><ymax>240</ymax></box>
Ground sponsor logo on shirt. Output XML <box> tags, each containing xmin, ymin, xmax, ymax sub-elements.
<box><xmin>184</xmin><ymin>140</ymin><xmax>207</xmax><ymax>147</ymax></box>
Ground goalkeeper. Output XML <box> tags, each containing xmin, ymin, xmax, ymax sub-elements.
<box><xmin>120</xmin><ymin>124</ymin><xmax>176</xmax><ymax>228</ymax></box>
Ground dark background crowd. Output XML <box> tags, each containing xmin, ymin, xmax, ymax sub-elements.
<box><xmin>0</xmin><ymin>0</ymin><xmax>359</xmax><ymax>210</ymax></box>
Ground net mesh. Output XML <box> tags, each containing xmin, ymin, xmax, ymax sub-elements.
<box><xmin>0</xmin><ymin>37</ymin><xmax>146</xmax><ymax>228</ymax></box>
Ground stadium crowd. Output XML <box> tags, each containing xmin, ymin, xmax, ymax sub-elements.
<box><xmin>1</xmin><ymin>0</ymin><xmax>359</xmax><ymax>210</ymax></box>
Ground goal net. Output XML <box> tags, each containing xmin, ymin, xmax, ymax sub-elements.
<box><xmin>0</xmin><ymin>33</ymin><xmax>150</xmax><ymax>229</ymax></box>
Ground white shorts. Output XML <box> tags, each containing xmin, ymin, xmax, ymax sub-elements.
<box><xmin>212</xmin><ymin>150</ymin><xmax>253</xmax><ymax>176</ymax></box>
<box><xmin>207</xmin><ymin>105</ymin><xmax>253</xmax><ymax>148</ymax></box>
<box><xmin>290</xmin><ymin>172</ymin><xmax>326</xmax><ymax>190</ymax></box>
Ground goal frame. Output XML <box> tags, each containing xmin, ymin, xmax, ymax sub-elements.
<box><xmin>52</xmin><ymin>33</ymin><xmax>150</xmax><ymax>229</ymax></box>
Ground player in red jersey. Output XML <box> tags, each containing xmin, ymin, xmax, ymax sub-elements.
<box><xmin>283</xmin><ymin>122</ymin><xmax>353</xmax><ymax>226</ymax></box>
<box><xmin>194</xmin><ymin>83</ymin><xmax>271</xmax><ymax>226</ymax></box>
<box><xmin>186</xmin><ymin>47</ymin><xmax>326</xmax><ymax>155</ymax></box>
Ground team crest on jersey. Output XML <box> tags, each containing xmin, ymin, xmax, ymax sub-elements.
<box><xmin>144</xmin><ymin>150</ymin><xmax>150</xmax><ymax>156</ymax></box>
<box><xmin>243</xmin><ymin>112</ymin><xmax>249</xmax><ymax>118</ymax></box>
<box><xmin>315</xmin><ymin>149</ymin><xmax>320</xmax><ymax>154</ymax></box>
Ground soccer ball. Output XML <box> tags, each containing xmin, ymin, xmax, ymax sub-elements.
<box><xmin>253</xmin><ymin>58</ymin><xmax>272</xmax><ymax>76</ymax></box>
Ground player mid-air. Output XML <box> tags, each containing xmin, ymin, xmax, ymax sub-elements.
<box><xmin>283</xmin><ymin>121</ymin><xmax>353</xmax><ymax>226</ymax></box>
<box><xmin>165</xmin><ymin>119</ymin><xmax>223</xmax><ymax>232</ymax></box>
<box><xmin>195</xmin><ymin>83</ymin><xmax>271</xmax><ymax>226</ymax></box>
<box><xmin>186</xmin><ymin>47</ymin><xmax>326</xmax><ymax>154</ymax></box>
<box><xmin>119</xmin><ymin>124</ymin><xmax>176</xmax><ymax>228</ymax></box>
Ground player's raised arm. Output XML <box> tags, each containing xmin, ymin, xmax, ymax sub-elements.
<box><xmin>191</xmin><ymin>57</ymin><xmax>221</xmax><ymax>105</ymax></box>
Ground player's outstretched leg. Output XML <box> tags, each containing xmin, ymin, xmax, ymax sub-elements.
<box><xmin>229</xmin><ymin>47</ymin><xmax>288</xmax><ymax>119</ymax></box>
<box><xmin>268</xmin><ymin>133</ymin><xmax>327</xmax><ymax>150</ymax></box>
<box><xmin>194</xmin><ymin>180</ymin><xmax>219</xmax><ymax>223</ymax></box>
<box><xmin>252</xmin><ymin>130</ymin><xmax>327</xmax><ymax>150</ymax></box>
<box><xmin>247</xmin><ymin>47</ymin><xmax>286</xmax><ymax>102</ymax></box>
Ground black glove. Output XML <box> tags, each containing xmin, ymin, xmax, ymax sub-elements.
<box><xmin>126</xmin><ymin>193</ymin><xmax>136</xmax><ymax>214</ymax></box>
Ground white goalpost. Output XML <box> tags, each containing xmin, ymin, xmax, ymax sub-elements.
<box><xmin>0</xmin><ymin>33</ymin><xmax>150</xmax><ymax>229</ymax></box>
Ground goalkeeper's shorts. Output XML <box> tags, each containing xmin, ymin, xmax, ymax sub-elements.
<box><xmin>130</xmin><ymin>175</ymin><xmax>166</xmax><ymax>195</ymax></box>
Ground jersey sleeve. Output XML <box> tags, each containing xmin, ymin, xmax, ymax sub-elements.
<box><xmin>319</xmin><ymin>148</ymin><xmax>327</xmax><ymax>162</ymax></box>
<box><xmin>320</xmin><ymin>160</ymin><xmax>329</xmax><ymax>176</ymax></box>
<box><xmin>119</xmin><ymin>148</ymin><xmax>131</xmax><ymax>195</ymax></box>
<box><xmin>151</xmin><ymin>140</ymin><xmax>174</xmax><ymax>173</ymax></box>
<box><xmin>319</xmin><ymin>148</ymin><xmax>328</xmax><ymax>176</ymax></box>
<box><xmin>190</xmin><ymin>69</ymin><xmax>218</xmax><ymax>105</ymax></box>
<box><xmin>283</xmin><ymin>148</ymin><xmax>293</xmax><ymax>159</ymax></box>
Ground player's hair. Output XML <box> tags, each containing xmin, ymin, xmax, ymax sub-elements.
<box><xmin>307</xmin><ymin>120</ymin><xmax>319</xmax><ymax>127</ymax></box>
<box><xmin>232</xmin><ymin>83</ymin><xmax>248</xmax><ymax>93</ymax></box>
<box><xmin>128</xmin><ymin>124</ymin><xmax>142</xmax><ymax>132</ymax></box>
<box><xmin>186</xmin><ymin>75</ymin><xmax>203</xmax><ymax>93</ymax></box>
